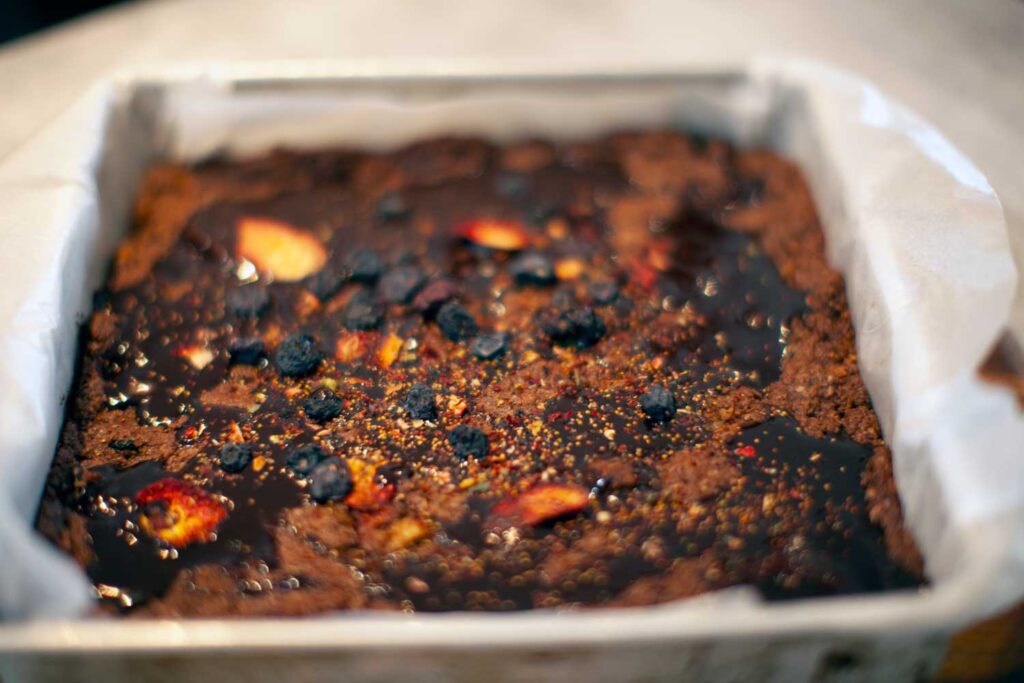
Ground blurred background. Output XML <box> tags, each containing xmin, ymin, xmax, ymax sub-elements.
<box><xmin>1</xmin><ymin>0</ymin><xmax>125</xmax><ymax>44</ymax></box>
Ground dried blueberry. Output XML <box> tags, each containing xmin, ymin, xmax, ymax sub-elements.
<box><xmin>309</xmin><ymin>459</ymin><xmax>353</xmax><ymax>503</ymax></box>
<box><xmin>274</xmin><ymin>334</ymin><xmax>322</xmax><ymax>377</ymax></box>
<box><xmin>471</xmin><ymin>332</ymin><xmax>508</xmax><ymax>360</ymax></box>
<box><xmin>379</xmin><ymin>266</ymin><xmax>426</xmax><ymax>304</ymax></box>
<box><xmin>304</xmin><ymin>388</ymin><xmax>343</xmax><ymax>423</ymax></box>
<box><xmin>345</xmin><ymin>249</ymin><xmax>384</xmax><ymax>284</ymax></box>
<box><xmin>218</xmin><ymin>443</ymin><xmax>253</xmax><ymax>473</ymax></box>
<box><xmin>539</xmin><ymin>307</ymin><xmax>606</xmax><ymax>349</ymax></box>
<box><xmin>412</xmin><ymin>278</ymin><xmax>458</xmax><ymax>317</ymax></box>
<box><xmin>286</xmin><ymin>444</ymin><xmax>327</xmax><ymax>478</ymax></box>
<box><xmin>495</xmin><ymin>171</ymin><xmax>528</xmax><ymax>197</ymax></box>
<box><xmin>448</xmin><ymin>425</ymin><xmax>488</xmax><ymax>460</ymax></box>
<box><xmin>227</xmin><ymin>285</ymin><xmax>270</xmax><ymax>318</ymax></box>
<box><xmin>404</xmin><ymin>382</ymin><xmax>437</xmax><ymax>421</ymax></box>
<box><xmin>509</xmin><ymin>252</ymin><xmax>556</xmax><ymax>287</ymax></box>
<box><xmin>343</xmin><ymin>289</ymin><xmax>383</xmax><ymax>330</ymax></box>
<box><xmin>375</xmin><ymin>192</ymin><xmax>409</xmax><ymax>221</ymax></box>
<box><xmin>108</xmin><ymin>439</ymin><xmax>138</xmax><ymax>452</ymax></box>
<box><xmin>436</xmin><ymin>301</ymin><xmax>479</xmax><ymax>342</ymax></box>
<box><xmin>304</xmin><ymin>267</ymin><xmax>345</xmax><ymax>301</ymax></box>
<box><xmin>640</xmin><ymin>385</ymin><xmax>676</xmax><ymax>422</ymax></box>
<box><xmin>228</xmin><ymin>337</ymin><xmax>266</xmax><ymax>365</ymax></box>
<box><xmin>587</xmin><ymin>280</ymin><xmax>619</xmax><ymax>306</ymax></box>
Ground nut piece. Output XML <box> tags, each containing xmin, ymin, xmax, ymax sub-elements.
<box><xmin>135</xmin><ymin>478</ymin><xmax>227</xmax><ymax>547</ymax></box>
<box><xmin>236</xmin><ymin>216</ymin><xmax>328</xmax><ymax>282</ymax></box>
<box><xmin>489</xmin><ymin>483</ymin><xmax>589</xmax><ymax>527</ymax></box>
<box><xmin>456</xmin><ymin>219</ymin><xmax>530</xmax><ymax>251</ymax></box>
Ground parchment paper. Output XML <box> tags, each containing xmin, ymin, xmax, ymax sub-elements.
<box><xmin>0</xmin><ymin>60</ymin><xmax>1021</xmax><ymax>628</ymax></box>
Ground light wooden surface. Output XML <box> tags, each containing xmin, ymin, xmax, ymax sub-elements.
<box><xmin>0</xmin><ymin>1</ymin><xmax>1022</xmax><ymax>678</ymax></box>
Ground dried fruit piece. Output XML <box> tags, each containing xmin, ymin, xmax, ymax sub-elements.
<box><xmin>538</xmin><ymin>307</ymin><xmax>606</xmax><ymax>349</ymax></box>
<box><xmin>555</xmin><ymin>258</ymin><xmax>584</xmax><ymax>281</ymax></box>
<box><xmin>456</xmin><ymin>218</ymin><xmax>530</xmax><ymax>251</ymax></box>
<box><xmin>304</xmin><ymin>388</ymin><xmax>343</xmax><ymax>423</ymax></box>
<box><xmin>436</xmin><ymin>301</ymin><xmax>478</xmax><ymax>342</ymax></box>
<box><xmin>176</xmin><ymin>344</ymin><xmax>215</xmax><ymax>370</ymax></box>
<box><xmin>309</xmin><ymin>459</ymin><xmax>353</xmax><ymax>504</ymax></box>
<box><xmin>380</xmin><ymin>266</ymin><xmax>427</xmax><ymax>304</ymax></box>
<box><xmin>385</xmin><ymin>517</ymin><xmax>430</xmax><ymax>551</ymax></box>
<box><xmin>236</xmin><ymin>216</ymin><xmax>327</xmax><ymax>282</ymax></box>
<box><xmin>335</xmin><ymin>333</ymin><xmax>367</xmax><ymax>362</ymax></box>
<box><xmin>378</xmin><ymin>333</ymin><xmax>404</xmax><ymax>368</ymax></box>
<box><xmin>286</xmin><ymin>444</ymin><xmax>328</xmax><ymax>478</ymax></box>
<box><xmin>228</xmin><ymin>337</ymin><xmax>266</xmax><ymax>365</ymax></box>
<box><xmin>136</xmin><ymin>478</ymin><xmax>227</xmax><ymax>547</ymax></box>
<box><xmin>489</xmin><ymin>483</ymin><xmax>589</xmax><ymax>527</ymax></box>
<box><xmin>344</xmin><ymin>459</ymin><xmax>396</xmax><ymax>511</ymax></box>
<box><xmin>734</xmin><ymin>445</ymin><xmax>756</xmax><ymax>458</ymax></box>
<box><xmin>471</xmin><ymin>332</ymin><xmax>509</xmax><ymax>360</ymax></box>
<box><xmin>446</xmin><ymin>394</ymin><xmax>468</xmax><ymax>418</ymax></box>
<box><xmin>412</xmin><ymin>278</ymin><xmax>459</xmax><ymax>317</ymax></box>
<box><xmin>404</xmin><ymin>382</ymin><xmax>437</xmax><ymax>421</ymax></box>
<box><xmin>509</xmin><ymin>252</ymin><xmax>557</xmax><ymax>287</ymax></box>
<box><xmin>274</xmin><ymin>333</ymin><xmax>322</xmax><ymax>377</ymax></box>
<box><xmin>295</xmin><ymin>289</ymin><xmax>322</xmax><ymax>317</ymax></box>
<box><xmin>448</xmin><ymin>425</ymin><xmax>488</xmax><ymax>460</ymax></box>
<box><xmin>218</xmin><ymin>443</ymin><xmax>253</xmax><ymax>473</ymax></box>
<box><xmin>303</xmin><ymin>267</ymin><xmax>345</xmax><ymax>301</ymax></box>
<box><xmin>640</xmin><ymin>385</ymin><xmax>676</xmax><ymax>422</ymax></box>
<box><xmin>344</xmin><ymin>249</ymin><xmax>384</xmax><ymax>284</ymax></box>
<box><xmin>629</xmin><ymin>257</ymin><xmax>658</xmax><ymax>290</ymax></box>
<box><xmin>343</xmin><ymin>290</ymin><xmax>383</xmax><ymax>330</ymax></box>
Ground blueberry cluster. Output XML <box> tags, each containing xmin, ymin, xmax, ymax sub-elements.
<box><xmin>303</xmin><ymin>388</ymin><xmax>343</xmax><ymax>423</ymax></box>
<box><xmin>539</xmin><ymin>306</ymin><xmax>606</xmax><ymax>349</ymax></box>
<box><xmin>218</xmin><ymin>443</ymin><xmax>253</xmax><ymax>473</ymax></box>
<box><xmin>640</xmin><ymin>385</ymin><xmax>676</xmax><ymax>422</ymax></box>
<box><xmin>448</xmin><ymin>425</ymin><xmax>489</xmax><ymax>460</ymax></box>
<box><xmin>274</xmin><ymin>334</ymin><xmax>322</xmax><ymax>377</ymax></box>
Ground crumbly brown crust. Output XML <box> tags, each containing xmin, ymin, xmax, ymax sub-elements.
<box><xmin>36</xmin><ymin>131</ymin><xmax>923</xmax><ymax>616</ymax></box>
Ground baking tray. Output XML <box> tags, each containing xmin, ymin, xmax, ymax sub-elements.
<box><xmin>1</xmin><ymin>62</ymin><xmax>1022</xmax><ymax>682</ymax></box>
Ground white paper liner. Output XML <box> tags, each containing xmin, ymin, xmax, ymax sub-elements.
<box><xmin>0</xmin><ymin>60</ymin><xmax>1021</xmax><ymax>634</ymax></box>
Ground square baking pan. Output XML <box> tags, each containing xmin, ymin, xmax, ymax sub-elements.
<box><xmin>0</xmin><ymin>62</ymin><xmax>1022</xmax><ymax>683</ymax></box>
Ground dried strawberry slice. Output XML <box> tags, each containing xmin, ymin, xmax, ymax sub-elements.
<box><xmin>489</xmin><ymin>483</ymin><xmax>589</xmax><ymax>527</ymax></box>
<box><xmin>236</xmin><ymin>216</ymin><xmax>328</xmax><ymax>282</ymax></box>
<box><xmin>135</xmin><ymin>478</ymin><xmax>227</xmax><ymax>547</ymax></box>
<box><xmin>455</xmin><ymin>219</ymin><xmax>530</xmax><ymax>251</ymax></box>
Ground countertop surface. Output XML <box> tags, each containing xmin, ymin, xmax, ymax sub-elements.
<box><xmin>0</xmin><ymin>1</ymin><xmax>1022</xmax><ymax>678</ymax></box>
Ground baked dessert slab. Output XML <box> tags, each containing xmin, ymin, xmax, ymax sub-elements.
<box><xmin>36</xmin><ymin>130</ymin><xmax>924</xmax><ymax>616</ymax></box>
